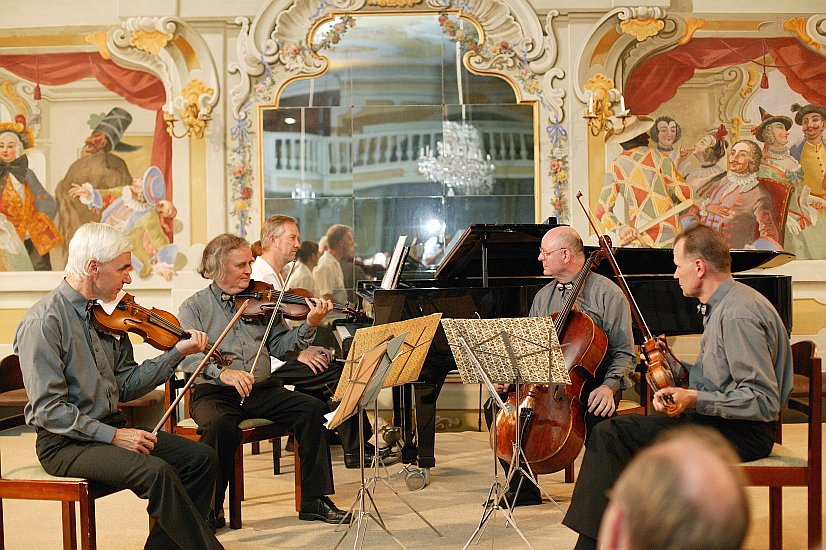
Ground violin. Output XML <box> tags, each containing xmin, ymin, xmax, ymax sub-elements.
<box><xmin>90</xmin><ymin>293</ymin><xmax>232</xmax><ymax>366</ymax></box>
<box><xmin>576</xmin><ymin>192</ymin><xmax>681</xmax><ymax>416</ymax></box>
<box><xmin>230</xmin><ymin>280</ymin><xmax>366</xmax><ymax>321</ymax></box>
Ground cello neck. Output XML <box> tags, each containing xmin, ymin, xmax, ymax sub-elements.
<box><xmin>554</xmin><ymin>249</ymin><xmax>602</xmax><ymax>334</ymax></box>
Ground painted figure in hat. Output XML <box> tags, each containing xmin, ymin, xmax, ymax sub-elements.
<box><xmin>754</xmin><ymin>107</ymin><xmax>802</xmax><ymax>186</ymax></box>
<box><xmin>54</xmin><ymin>107</ymin><xmax>139</xmax><ymax>265</ymax></box>
<box><xmin>781</xmin><ymin>103</ymin><xmax>826</xmax><ymax>259</ymax></box>
<box><xmin>69</xmin><ymin>166</ymin><xmax>178</xmax><ymax>279</ymax></box>
<box><xmin>596</xmin><ymin>115</ymin><xmax>698</xmax><ymax>248</ymax></box>
<box><xmin>678</xmin><ymin>124</ymin><xmax>729</xmax><ymax>198</ymax></box>
<box><xmin>650</xmin><ymin>115</ymin><xmax>684</xmax><ymax>167</ymax></box>
<box><xmin>698</xmin><ymin>140</ymin><xmax>782</xmax><ymax>250</ymax></box>
<box><xmin>0</xmin><ymin>117</ymin><xmax>62</xmax><ymax>270</ymax></box>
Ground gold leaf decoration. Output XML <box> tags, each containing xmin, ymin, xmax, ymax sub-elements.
<box><xmin>129</xmin><ymin>29</ymin><xmax>173</xmax><ymax>55</ymax></box>
<box><xmin>584</xmin><ymin>73</ymin><xmax>616</xmax><ymax>119</ymax></box>
<box><xmin>367</xmin><ymin>0</ymin><xmax>421</xmax><ymax>5</ymax></box>
<box><xmin>1</xmin><ymin>81</ymin><xmax>28</xmax><ymax>116</ymax></box>
<box><xmin>178</xmin><ymin>79</ymin><xmax>214</xmax><ymax>139</ymax></box>
<box><xmin>679</xmin><ymin>18</ymin><xmax>708</xmax><ymax>46</ymax></box>
<box><xmin>741</xmin><ymin>67</ymin><xmax>759</xmax><ymax>98</ymax></box>
<box><xmin>85</xmin><ymin>31</ymin><xmax>111</xmax><ymax>60</ymax></box>
<box><xmin>619</xmin><ymin>18</ymin><xmax>665</xmax><ymax>42</ymax></box>
<box><xmin>783</xmin><ymin>17</ymin><xmax>820</xmax><ymax>50</ymax></box>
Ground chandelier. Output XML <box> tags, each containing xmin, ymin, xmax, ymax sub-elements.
<box><xmin>417</xmin><ymin>121</ymin><xmax>495</xmax><ymax>195</ymax></box>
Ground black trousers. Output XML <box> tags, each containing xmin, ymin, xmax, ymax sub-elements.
<box><xmin>275</xmin><ymin>358</ymin><xmax>372</xmax><ymax>455</ymax></box>
<box><xmin>562</xmin><ymin>411</ymin><xmax>776</xmax><ymax>541</ymax></box>
<box><xmin>190</xmin><ymin>378</ymin><xmax>335</xmax><ymax>510</ymax></box>
<box><xmin>36</xmin><ymin>414</ymin><xmax>221</xmax><ymax>550</ymax></box>
<box><xmin>483</xmin><ymin>392</ymin><xmax>612</xmax><ymax>498</ymax></box>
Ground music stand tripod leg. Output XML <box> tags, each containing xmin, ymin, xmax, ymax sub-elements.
<box><xmin>459</xmin><ymin>338</ymin><xmax>535</xmax><ymax>550</ymax></box>
<box><xmin>368</xmin><ymin>399</ymin><xmax>443</xmax><ymax>537</ymax></box>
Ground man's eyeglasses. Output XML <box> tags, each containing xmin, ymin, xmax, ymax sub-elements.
<box><xmin>539</xmin><ymin>247</ymin><xmax>566</xmax><ymax>259</ymax></box>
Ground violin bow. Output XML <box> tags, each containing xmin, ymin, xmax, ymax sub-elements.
<box><xmin>242</xmin><ymin>260</ymin><xmax>299</xmax><ymax>405</ymax></box>
<box><xmin>152</xmin><ymin>299</ymin><xmax>250</xmax><ymax>435</ymax></box>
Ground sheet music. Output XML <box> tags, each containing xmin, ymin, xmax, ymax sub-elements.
<box><xmin>441</xmin><ymin>316</ymin><xmax>568</xmax><ymax>385</ymax></box>
<box><xmin>380</xmin><ymin>235</ymin><xmax>408</xmax><ymax>290</ymax></box>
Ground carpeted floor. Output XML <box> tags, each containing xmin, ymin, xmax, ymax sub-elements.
<box><xmin>1</xmin><ymin>424</ymin><xmax>822</xmax><ymax>549</ymax></box>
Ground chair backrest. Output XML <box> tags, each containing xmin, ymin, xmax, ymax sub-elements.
<box><xmin>790</xmin><ymin>341</ymin><xmax>821</xmax><ymax>470</ymax></box>
<box><xmin>0</xmin><ymin>355</ymin><xmax>24</xmax><ymax>393</ymax></box>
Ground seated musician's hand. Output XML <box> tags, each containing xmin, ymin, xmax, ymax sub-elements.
<box><xmin>297</xmin><ymin>345</ymin><xmax>331</xmax><ymax>374</ymax></box>
<box><xmin>175</xmin><ymin>329</ymin><xmax>209</xmax><ymax>356</ymax></box>
<box><xmin>587</xmin><ymin>385</ymin><xmax>616</xmax><ymax>417</ymax></box>
<box><xmin>219</xmin><ymin>368</ymin><xmax>255</xmax><ymax>398</ymax></box>
<box><xmin>305</xmin><ymin>297</ymin><xmax>334</xmax><ymax>327</ymax></box>
<box><xmin>653</xmin><ymin>387</ymin><xmax>697</xmax><ymax>417</ymax></box>
<box><xmin>492</xmin><ymin>383</ymin><xmax>510</xmax><ymax>394</ymax></box>
<box><xmin>112</xmin><ymin>428</ymin><xmax>157</xmax><ymax>455</ymax></box>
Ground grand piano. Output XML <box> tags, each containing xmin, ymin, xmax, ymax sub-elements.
<box><xmin>353</xmin><ymin>224</ymin><xmax>793</xmax><ymax>475</ymax></box>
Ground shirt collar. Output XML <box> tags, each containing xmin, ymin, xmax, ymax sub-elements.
<box><xmin>703</xmin><ymin>276</ymin><xmax>735</xmax><ymax>316</ymax></box>
<box><xmin>58</xmin><ymin>279</ymin><xmax>94</xmax><ymax>318</ymax></box>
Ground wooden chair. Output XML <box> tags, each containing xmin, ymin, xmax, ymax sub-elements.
<box><xmin>0</xmin><ymin>415</ymin><xmax>134</xmax><ymax>550</ymax></box>
<box><xmin>164</xmin><ymin>376</ymin><xmax>301</xmax><ymax>529</ymax></box>
<box><xmin>739</xmin><ymin>340</ymin><xmax>822</xmax><ymax>550</ymax></box>
<box><xmin>0</xmin><ymin>355</ymin><xmax>27</xmax><ymax>432</ymax></box>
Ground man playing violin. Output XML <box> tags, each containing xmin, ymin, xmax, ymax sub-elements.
<box><xmin>178</xmin><ymin>233</ymin><xmax>351</xmax><ymax>527</ymax></box>
<box><xmin>563</xmin><ymin>223</ymin><xmax>793</xmax><ymax>550</ymax></box>
<box><xmin>14</xmin><ymin>222</ymin><xmax>223</xmax><ymax>550</ymax></box>
<box><xmin>486</xmin><ymin>226</ymin><xmax>636</xmax><ymax>507</ymax></box>
<box><xmin>251</xmin><ymin>214</ymin><xmax>378</xmax><ymax>469</ymax></box>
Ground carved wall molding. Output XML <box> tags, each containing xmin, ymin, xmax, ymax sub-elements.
<box><xmin>0</xmin><ymin>80</ymin><xmax>41</xmax><ymax>135</ymax></box>
<box><xmin>227</xmin><ymin>0</ymin><xmax>567</xmax><ymax>235</ymax></box>
<box><xmin>106</xmin><ymin>16</ymin><xmax>220</xmax><ymax>139</ymax></box>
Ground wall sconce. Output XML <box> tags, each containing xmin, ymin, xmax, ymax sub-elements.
<box><xmin>164</xmin><ymin>107</ymin><xmax>211</xmax><ymax>139</ymax></box>
<box><xmin>164</xmin><ymin>80</ymin><xmax>216</xmax><ymax>139</ymax></box>
<box><xmin>583</xmin><ymin>90</ymin><xmax>631</xmax><ymax>138</ymax></box>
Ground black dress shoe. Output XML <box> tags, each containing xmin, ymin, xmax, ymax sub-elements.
<box><xmin>285</xmin><ymin>434</ymin><xmax>295</xmax><ymax>453</ymax></box>
<box><xmin>299</xmin><ymin>496</ymin><xmax>353</xmax><ymax>524</ymax></box>
<box><xmin>344</xmin><ymin>451</ymin><xmax>374</xmax><ymax>469</ymax></box>
<box><xmin>207</xmin><ymin>509</ymin><xmax>226</xmax><ymax>531</ymax></box>
<box><xmin>488</xmin><ymin>490</ymin><xmax>542</xmax><ymax>508</ymax></box>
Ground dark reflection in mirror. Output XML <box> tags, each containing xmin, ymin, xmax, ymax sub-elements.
<box><xmin>261</xmin><ymin>13</ymin><xmax>536</xmax><ymax>278</ymax></box>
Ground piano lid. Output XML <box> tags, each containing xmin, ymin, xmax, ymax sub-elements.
<box><xmin>584</xmin><ymin>246</ymin><xmax>795</xmax><ymax>276</ymax></box>
<box><xmin>434</xmin><ymin>223</ymin><xmax>559</xmax><ymax>280</ymax></box>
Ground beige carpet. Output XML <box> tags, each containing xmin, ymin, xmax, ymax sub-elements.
<box><xmin>1</xmin><ymin>424</ymin><xmax>822</xmax><ymax>549</ymax></box>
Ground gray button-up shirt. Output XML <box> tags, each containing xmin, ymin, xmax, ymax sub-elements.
<box><xmin>691</xmin><ymin>277</ymin><xmax>793</xmax><ymax>421</ymax></box>
<box><xmin>177</xmin><ymin>283</ymin><xmax>316</xmax><ymax>383</ymax></box>
<box><xmin>14</xmin><ymin>280</ymin><xmax>184</xmax><ymax>443</ymax></box>
<box><xmin>529</xmin><ymin>272</ymin><xmax>636</xmax><ymax>392</ymax></box>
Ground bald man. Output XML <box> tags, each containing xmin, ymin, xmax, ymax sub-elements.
<box><xmin>598</xmin><ymin>426</ymin><xmax>749</xmax><ymax>550</ymax></box>
<box><xmin>485</xmin><ymin>226</ymin><xmax>636</xmax><ymax>507</ymax></box>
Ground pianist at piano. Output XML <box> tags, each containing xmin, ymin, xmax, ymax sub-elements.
<box><xmin>563</xmin><ymin>223</ymin><xmax>794</xmax><ymax>550</ymax></box>
<box><xmin>484</xmin><ymin>225</ymin><xmax>636</xmax><ymax>507</ymax></box>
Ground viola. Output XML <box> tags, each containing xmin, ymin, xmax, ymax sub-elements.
<box><xmin>90</xmin><ymin>293</ymin><xmax>232</xmax><ymax>366</ymax></box>
<box><xmin>575</xmin><ymin>191</ymin><xmax>681</xmax><ymax>416</ymax></box>
<box><xmin>230</xmin><ymin>280</ymin><xmax>365</xmax><ymax>321</ymax></box>
<box><xmin>493</xmin><ymin>249</ymin><xmax>608</xmax><ymax>474</ymax></box>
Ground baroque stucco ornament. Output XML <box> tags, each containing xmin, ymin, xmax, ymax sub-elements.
<box><xmin>228</xmin><ymin>0</ymin><xmax>569</xmax><ymax>235</ymax></box>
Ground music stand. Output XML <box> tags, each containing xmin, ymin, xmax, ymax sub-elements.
<box><xmin>332</xmin><ymin>323</ymin><xmax>443</xmax><ymax>550</ymax></box>
<box><xmin>442</xmin><ymin>317</ymin><xmax>567</xmax><ymax>550</ymax></box>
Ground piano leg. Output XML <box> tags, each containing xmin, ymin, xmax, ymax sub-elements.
<box><xmin>393</xmin><ymin>384</ymin><xmax>419</xmax><ymax>465</ymax></box>
<box><xmin>412</xmin><ymin>382</ymin><xmax>439</xmax><ymax>469</ymax></box>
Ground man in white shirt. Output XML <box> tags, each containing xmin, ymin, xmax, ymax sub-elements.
<box><xmin>252</xmin><ymin>215</ymin><xmax>377</xmax><ymax>468</ymax></box>
<box><xmin>313</xmin><ymin>224</ymin><xmax>354</xmax><ymax>304</ymax></box>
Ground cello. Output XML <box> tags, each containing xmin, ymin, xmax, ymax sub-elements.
<box><xmin>493</xmin><ymin>248</ymin><xmax>608</xmax><ymax>474</ymax></box>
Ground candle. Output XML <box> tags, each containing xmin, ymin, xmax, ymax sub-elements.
<box><xmin>619</xmin><ymin>95</ymin><xmax>626</xmax><ymax>115</ymax></box>
<box><xmin>588</xmin><ymin>93</ymin><xmax>594</xmax><ymax>115</ymax></box>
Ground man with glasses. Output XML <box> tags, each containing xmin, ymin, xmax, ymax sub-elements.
<box><xmin>485</xmin><ymin>225</ymin><xmax>636</xmax><ymax>507</ymax></box>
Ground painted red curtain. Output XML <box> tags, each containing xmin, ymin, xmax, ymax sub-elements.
<box><xmin>625</xmin><ymin>38</ymin><xmax>826</xmax><ymax>114</ymax></box>
<box><xmin>0</xmin><ymin>52</ymin><xmax>173</xmax><ymax>237</ymax></box>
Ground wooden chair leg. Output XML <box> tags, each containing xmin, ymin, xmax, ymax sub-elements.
<box><xmin>229</xmin><ymin>445</ymin><xmax>243</xmax><ymax>530</ymax></box>
<box><xmin>768</xmin><ymin>486</ymin><xmax>782</xmax><ymax>550</ymax></box>
<box><xmin>808</xmin><ymin>482</ymin><xmax>822</xmax><ymax>550</ymax></box>
<box><xmin>79</xmin><ymin>491</ymin><xmax>96</xmax><ymax>550</ymax></box>
<box><xmin>251</xmin><ymin>441</ymin><xmax>261</xmax><ymax>455</ymax></box>
<box><xmin>294</xmin><ymin>441</ymin><xmax>301</xmax><ymax>512</ymax></box>
<box><xmin>564</xmin><ymin>462</ymin><xmax>574</xmax><ymax>483</ymax></box>
<box><xmin>61</xmin><ymin>501</ymin><xmax>77</xmax><ymax>550</ymax></box>
<box><xmin>273</xmin><ymin>439</ymin><xmax>281</xmax><ymax>475</ymax></box>
<box><xmin>0</xmin><ymin>498</ymin><xmax>4</xmax><ymax>550</ymax></box>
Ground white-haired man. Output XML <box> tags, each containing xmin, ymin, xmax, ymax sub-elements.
<box><xmin>14</xmin><ymin>222</ymin><xmax>222</xmax><ymax>549</ymax></box>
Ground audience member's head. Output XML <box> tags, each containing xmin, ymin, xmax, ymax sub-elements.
<box><xmin>296</xmin><ymin>240</ymin><xmax>320</xmax><ymax>268</ymax></box>
<box><xmin>598</xmin><ymin>426</ymin><xmax>749</xmax><ymax>550</ymax></box>
<box><xmin>326</xmin><ymin>224</ymin><xmax>354</xmax><ymax>261</ymax></box>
